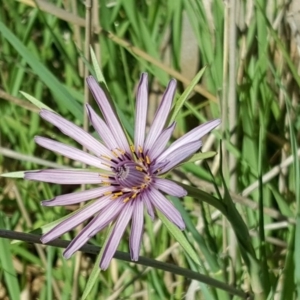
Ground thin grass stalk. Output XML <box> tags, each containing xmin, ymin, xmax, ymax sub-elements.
<box><xmin>72</xmin><ymin>1</ymin><xmax>93</xmax><ymax>299</ymax></box>
<box><xmin>70</xmin><ymin>0</ymin><xmax>84</xmax><ymax>77</ymax></box>
<box><xmin>227</xmin><ymin>0</ymin><xmax>238</xmax><ymax>287</ymax></box>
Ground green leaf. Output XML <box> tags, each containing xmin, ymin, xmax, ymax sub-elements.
<box><xmin>81</xmin><ymin>224</ymin><xmax>115</xmax><ymax>300</ymax></box>
<box><xmin>169</xmin><ymin>66</ymin><xmax>207</xmax><ymax>124</ymax></box>
<box><xmin>183</xmin><ymin>151</ymin><xmax>216</xmax><ymax>164</ymax></box>
<box><xmin>81</xmin><ymin>250</ymin><xmax>102</xmax><ymax>300</ymax></box>
<box><xmin>156</xmin><ymin>209</ymin><xmax>201</xmax><ymax>266</ymax></box>
<box><xmin>0</xmin><ymin>171</ymin><xmax>25</xmax><ymax>178</ymax></box>
<box><xmin>0</xmin><ymin>214</ymin><xmax>21</xmax><ymax>300</ymax></box>
<box><xmin>19</xmin><ymin>91</ymin><xmax>53</xmax><ymax>111</ymax></box>
<box><xmin>0</xmin><ymin>21</ymin><xmax>82</xmax><ymax>121</ymax></box>
<box><xmin>90</xmin><ymin>47</ymin><xmax>108</xmax><ymax>88</ymax></box>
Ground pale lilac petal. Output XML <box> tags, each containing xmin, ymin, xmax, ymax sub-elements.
<box><xmin>155</xmin><ymin>141</ymin><xmax>202</xmax><ymax>174</ymax></box>
<box><xmin>153</xmin><ymin>178</ymin><xmax>187</xmax><ymax>197</ymax></box>
<box><xmin>85</xmin><ymin>104</ymin><xmax>119</xmax><ymax>150</ymax></box>
<box><xmin>130</xmin><ymin>199</ymin><xmax>144</xmax><ymax>261</ymax></box>
<box><xmin>40</xmin><ymin>109</ymin><xmax>113</xmax><ymax>158</ymax></box>
<box><xmin>144</xmin><ymin>79</ymin><xmax>177</xmax><ymax>151</ymax></box>
<box><xmin>41</xmin><ymin>195</ymin><xmax>112</xmax><ymax>243</ymax></box>
<box><xmin>159</xmin><ymin>119</ymin><xmax>220</xmax><ymax>160</ymax></box>
<box><xmin>41</xmin><ymin>186</ymin><xmax>116</xmax><ymax>206</ymax></box>
<box><xmin>35</xmin><ymin>136</ymin><xmax>106</xmax><ymax>169</ymax></box>
<box><xmin>25</xmin><ymin>170</ymin><xmax>102</xmax><ymax>184</ymax></box>
<box><xmin>88</xmin><ymin>198</ymin><xmax>124</xmax><ymax>237</ymax></box>
<box><xmin>86</xmin><ymin>76</ymin><xmax>131</xmax><ymax>154</ymax></box>
<box><xmin>142</xmin><ymin>192</ymin><xmax>155</xmax><ymax>220</ymax></box>
<box><xmin>134</xmin><ymin>73</ymin><xmax>148</xmax><ymax>152</ymax></box>
<box><xmin>147</xmin><ymin>122</ymin><xmax>176</xmax><ymax>160</ymax></box>
<box><xmin>148</xmin><ymin>188</ymin><xmax>185</xmax><ymax>230</ymax></box>
<box><xmin>100</xmin><ymin>202</ymin><xmax>134</xmax><ymax>270</ymax></box>
<box><xmin>63</xmin><ymin>198</ymin><xmax>124</xmax><ymax>258</ymax></box>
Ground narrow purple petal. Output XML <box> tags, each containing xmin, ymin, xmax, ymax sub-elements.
<box><xmin>147</xmin><ymin>122</ymin><xmax>176</xmax><ymax>160</ymax></box>
<box><xmin>41</xmin><ymin>186</ymin><xmax>116</xmax><ymax>206</ymax></box>
<box><xmin>130</xmin><ymin>200</ymin><xmax>144</xmax><ymax>261</ymax></box>
<box><xmin>25</xmin><ymin>170</ymin><xmax>102</xmax><ymax>184</ymax></box>
<box><xmin>153</xmin><ymin>178</ymin><xmax>187</xmax><ymax>197</ymax></box>
<box><xmin>100</xmin><ymin>202</ymin><xmax>134</xmax><ymax>270</ymax></box>
<box><xmin>155</xmin><ymin>141</ymin><xmax>202</xmax><ymax>174</ymax></box>
<box><xmin>142</xmin><ymin>192</ymin><xmax>155</xmax><ymax>220</ymax></box>
<box><xmin>88</xmin><ymin>198</ymin><xmax>124</xmax><ymax>237</ymax></box>
<box><xmin>86</xmin><ymin>76</ymin><xmax>131</xmax><ymax>155</ymax></box>
<box><xmin>159</xmin><ymin>119</ymin><xmax>220</xmax><ymax>159</ymax></box>
<box><xmin>85</xmin><ymin>104</ymin><xmax>119</xmax><ymax>150</ymax></box>
<box><xmin>35</xmin><ymin>136</ymin><xmax>105</xmax><ymax>169</ymax></box>
<box><xmin>134</xmin><ymin>73</ymin><xmax>148</xmax><ymax>152</ymax></box>
<box><xmin>41</xmin><ymin>195</ymin><xmax>112</xmax><ymax>244</ymax></box>
<box><xmin>63</xmin><ymin>198</ymin><xmax>124</xmax><ymax>259</ymax></box>
<box><xmin>40</xmin><ymin>109</ymin><xmax>113</xmax><ymax>158</ymax></box>
<box><xmin>148</xmin><ymin>188</ymin><xmax>185</xmax><ymax>230</ymax></box>
<box><xmin>144</xmin><ymin>79</ymin><xmax>177</xmax><ymax>151</ymax></box>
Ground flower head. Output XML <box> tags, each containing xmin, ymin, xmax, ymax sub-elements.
<box><xmin>25</xmin><ymin>74</ymin><xmax>220</xmax><ymax>270</ymax></box>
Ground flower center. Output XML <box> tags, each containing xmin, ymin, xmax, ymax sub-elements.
<box><xmin>115</xmin><ymin>161</ymin><xmax>150</xmax><ymax>189</ymax></box>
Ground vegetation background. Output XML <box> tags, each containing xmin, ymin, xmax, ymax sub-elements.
<box><xmin>0</xmin><ymin>0</ymin><xmax>300</xmax><ymax>299</ymax></box>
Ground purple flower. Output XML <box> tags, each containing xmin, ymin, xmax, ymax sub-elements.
<box><xmin>25</xmin><ymin>74</ymin><xmax>220</xmax><ymax>270</ymax></box>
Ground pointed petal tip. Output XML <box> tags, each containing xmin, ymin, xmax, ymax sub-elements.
<box><xmin>40</xmin><ymin>235</ymin><xmax>50</xmax><ymax>244</ymax></box>
<box><xmin>140</xmin><ymin>72</ymin><xmax>148</xmax><ymax>80</ymax></box>
<box><xmin>40</xmin><ymin>108</ymin><xmax>54</xmax><ymax>119</ymax></box>
<box><xmin>204</xmin><ymin>118</ymin><xmax>221</xmax><ymax>131</ymax></box>
<box><xmin>181</xmin><ymin>190</ymin><xmax>188</xmax><ymax>197</ymax></box>
<box><xmin>130</xmin><ymin>255</ymin><xmax>139</xmax><ymax>262</ymax></box>
<box><xmin>212</xmin><ymin>118</ymin><xmax>221</xmax><ymax>126</ymax></box>
<box><xmin>99</xmin><ymin>262</ymin><xmax>107</xmax><ymax>271</ymax></box>
<box><xmin>178</xmin><ymin>223</ymin><xmax>186</xmax><ymax>230</ymax></box>
<box><xmin>86</xmin><ymin>75</ymin><xmax>96</xmax><ymax>83</ymax></box>
<box><xmin>39</xmin><ymin>108</ymin><xmax>47</xmax><ymax>115</ymax></box>
<box><xmin>63</xmin><ymin>249</ymin><xmax>73</xmax><ymax>260</ymax></box>
<box><xmin>86</xmin><ymin>76</ymin><xmax>99</xmax><ymax>91</ymax></box>
<box><xmin>41</xmin><ymin>200</ymin><xmax>54</xmax><ymax>207</ymax></box>
<box><xmin>169</xmin><ymin>78</ymin><xmax>177</xmax><ymax>86</ymax></box>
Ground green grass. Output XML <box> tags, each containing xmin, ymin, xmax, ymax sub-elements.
<box><xmin>1</xmin><ymin>0</ymin><xmax>300</xmax><ymax>299</ymax></box>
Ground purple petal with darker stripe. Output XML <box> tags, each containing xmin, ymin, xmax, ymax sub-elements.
<box><xmin>35</xmin><ymin>136</ymin><xmax>105</xmax><ymax>169</ymax></box>
<box><xmin>155</xmin><ymin>141</ymin><xmax>202</xmax><ymax>174</ymax></box>
<box><xmin>147</xmin><ymin>122</ymin><xmax>176</xmax><ymax>161</ymax></box>
<box><xmin>25</xmin><ymin>169</ymin><xmax>102</xmax><ymax>184</ymax></box>
<box><xmin>134</xmin><ymin>73</ymin><xmax>148</xmax><ymax>152</ymax></box>
<box><xmin>63</xmin><ymin>198</ymin><xmax>124</xmax><ymax>258</ymax></box>
<box><xmin>41</xmin><ymin>186</ymin><xmax>116</xmax><ymax>206</ymax></box>
<box><xmin>144</xmin><ymin>79</ymin><xmax>176</xmax><ymax>151</ymax></box>
<box><xmin>148</xmin><ymin>188</ymin><xmax>185</xmax><ymax>230</ymax></box>
<box><xmin>100</xmin><ymin>202</ymin><xmax>134</xmax><ymax>270</ymax></box>
<box><xmin>85</xmin><ymin>104</ymin><xmax>119</xmax><ymax>151</ymax></box>
<box><xmin>153</xmin><ymin>178</ymin><xmax>187</xmax><ymax>197</ymax></box>
<box><xmin>41</xmin><ymin>195</ymin><xmax>112</xmax><ymax>244</ymax></box>
<box><xmin>160</xmin><ymin>119</ymin><xmax>220</xmax><ymax>160</ymax></box>
<box><xmin>86</xmin><ymin>76</ymin><xmax>131</xmax><ymax>155</ymax></box>
<box><xmin>130</xmin><ymin>200</ymin><xmax>144</xmax><ymax>261</ymax></box>
<box><xmin>40</xmin><ymin>109</ymin><xmax>113</xmax><ymax>159</ymax></box>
